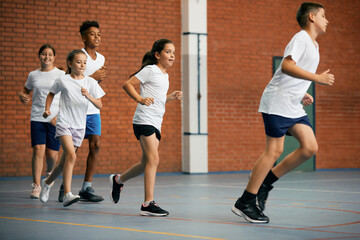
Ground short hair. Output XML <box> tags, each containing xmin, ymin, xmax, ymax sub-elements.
<box><xmin>79</xmin><ymin>20</ymin><xmax>100</xmax><ymax>36</ymax></box>
<box><xmin>296</xmin><ymin>2</ymin><xmax>324</xmax><ymax>28</ymax></box>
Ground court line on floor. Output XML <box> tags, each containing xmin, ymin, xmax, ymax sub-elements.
<box><xmin>1</xmin><ymin>203</ymin><xmax>359</xmax><ymax>237</ymax></box>
<box><xmin>0</xmin><ymin>216</ymin><xmax>225</xmax><ymax>240</ymax></box>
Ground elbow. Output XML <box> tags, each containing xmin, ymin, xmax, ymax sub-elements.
<box><xmin>122</xmin><ymin>82</ymin><xmax>128</xmax><ymax>91</ymax></box>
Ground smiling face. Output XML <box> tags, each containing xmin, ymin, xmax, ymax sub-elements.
<box><xmin>82</xmin><ymin>26</ymin><xmax>101</xmax><ymax>48</ymax></box>
<box><xmin>312</xmin><ymin>8</ymin><xmax>328</xmax><ymax>35</ymax></box>
<box><xmin>39</xmin><ymin>48</ymin><xmax>55</xmax><ymax>67</ymax></box>
<box><xmin>68</xmin><ymin>52</ymin><xmax>87</xmax><ymax>76</ymax></box>
<box><xmin>155</xmin><ymin>43</ymin><xmax>175</xmax><ymax>71</ymax></box>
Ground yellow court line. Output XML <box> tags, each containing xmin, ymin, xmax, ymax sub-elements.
<box><xmin>0</xmin><ymin>216</ymin><xmax>225</xmax><ymax>240</ymax></box>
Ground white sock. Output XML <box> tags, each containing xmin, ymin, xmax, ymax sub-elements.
<box><xmin>143</xmin><ymin>200</ymin><xmax>152</xmax><ymax>207</ymax></box>
<box><xmin>115</xmin><ymin>174</ymin><xmax>123</xmax><ymax>184</ymax></box>
<box><xmin>82</xmin><ymin>182</ymin><xmax>91</xmax><ymax>191</ymax></box>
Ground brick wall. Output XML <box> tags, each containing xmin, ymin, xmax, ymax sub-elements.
<box><xmin>0</xmin><ymin>0</ymin><xmax>182</xmax><ymax>177</ymax></box>
<box><xmin>1</xmin><ymin>0</ymin><xmax>359</xmax><ymax>177</ymax></box>
<box><xmin>207</xmin><ymin>0</ymin><xmax>360</xmax><ymax>171</ymax></box>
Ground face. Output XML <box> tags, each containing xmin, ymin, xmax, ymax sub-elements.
<box><xmin>68</xmin><ymin>53</ymin><xmax>87</xmax><ymax>75</ymax></box>
<box><xmin>39</xmin><ymin>48</ymin><xmax>55</xmax><ymax>66</ymax></box>
<box><xmin>156</xmin><ymin>43</ymin><xmax>175</xmax><ymax>69</ymax></box>
<box><xmin>312</xmin><ymin>8</ymin><xmax>328</xmax><ymax>34</ymax></box>
<box><xmin>82</xmin><ymin>26</ymin><xmax>101</xmax><ymax>48</ymax></box>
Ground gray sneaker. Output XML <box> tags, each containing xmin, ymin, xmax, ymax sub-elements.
<box><xmin>63</xmin><ymin>192</ymin><xmax>80</xmax><ymax>207</ymax></box>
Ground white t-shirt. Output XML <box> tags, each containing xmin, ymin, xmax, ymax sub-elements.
<box><xmin>259</xmin><ymin>30</ymin><xmax>320</xmax><ymax>118</ymax></box>
<box><xmin>49</xmin><ymin>75</ymin><xmax>105</xmax><ymax>129</ymax></box>
<box><xmin>25</xmin><ymin>67</ymin><xmax>65</xmax><ymax>122</ymax></box>
<box><xmin>82</xmin><ymin>48</ymin><xmax>105</xmax><ymax>115</ymax></box>
<box><xmin>133</xmin><ymin>65</ymin><xmax>169</xmax><ymax>132</ymax></box>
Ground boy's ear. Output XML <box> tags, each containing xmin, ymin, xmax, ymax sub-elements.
<box><xmin>81</xmin><ymin>35</ymin><xmax>87</xmax><ymax>43</ymax></box>
<box><xmin>308</xmin><ymin>12</ymin><xmax>315</xmax><ymax>23</ymax></box>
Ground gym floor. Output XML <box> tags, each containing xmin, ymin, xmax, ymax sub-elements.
<box><xmin>0</xmin><ymin>170</ymin><xmax>359</xmax><ymax>240</ymax></box>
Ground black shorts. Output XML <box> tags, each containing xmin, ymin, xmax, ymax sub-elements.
<box><xmin>133</xmin><ymin>124</ymin><xmax>161</xmax><ymax>141</ymax></box>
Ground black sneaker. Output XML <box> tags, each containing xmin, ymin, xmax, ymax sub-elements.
<box><xmin>140</xmin><ymin>201</ymin><xmax>169</xmax><ymax>216</ymax></box>
<box><xmin>109</xmin><ymin>174</ymin><xmax>123</xmax><ymax>204</ymax></box>
<box><xmin>58</xmin><ymin>183</ymin><xmax>64</xmax><ymax>202</ymax></box>
<box><xmin>257</xmin><ymin>183</ymin><xmax>273</xmax><ymax>211</ymax></box>
<box><xmin>79</xmin><ymin>187</ymin><xmax>104</xmax><ymax>202</ymax></box>
<box><xmin>231</xmin><ymin>198</ymin><xmax>269</xmax><ymax>223</ymax></box>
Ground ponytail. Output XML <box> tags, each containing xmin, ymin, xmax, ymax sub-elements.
<box><xmin>129</xmin><ymin>39</ymin><xmax>173</xmax><ymax>78</ymax></box>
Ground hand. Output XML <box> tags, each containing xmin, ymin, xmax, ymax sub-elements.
<box><xmin>137</xmin><ymin>97</ymin><xmax>154</xmax><ymax>106</ymax></box>
<box><xmin>19</xmin><ymin>92</ymin><xmax>30</xmax><ymax>104</ymax></box>
<box><xmin>81</xmin><ymin>87</ymin><xmax>90</xmax><ymax>99</ymax></box>
<box><xmin>50</xmin><ymin>116</ymin><xmax>57</xmax><ymax>126</ymax></box>
<box><xmin>90</xmin><ymin>66</ymin><xmax>107</xmax><ymax>82</ymax></box>
<box><xmin>167</xmin><ymin>91</ymin><xmax>183</xmax><ymax>102</ymax></box>
<box><xmin>316</xmin><ymin>69</ymin><xmax>335</xmax><ymax>86</ymax></box>
<box><xmin>302</xmin><ymin>93</ymin><xmax>314</xmax><ymax>106</ymax></box>
<box><xmin>172</xmin><ymin>91</ymin><xmax>183</xmax><ymax>100</ymax></box>
<box><xmin>43</xmin><ymin>110</ymin><xmax>51</xmax><ymax>118</ymax></box>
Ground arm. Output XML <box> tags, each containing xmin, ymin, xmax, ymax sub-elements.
<box><xmin>302</xmin><ymin>92</ymin><xmax>314</xmax><ymax>106</ymax></box>
<box><xmin>18</xmin><ymin>87</ymin><xmax>31</xmax><ymax>104</ymax></box>
<box><xmin>166</xmin><ymin>90</ymin><xmax>183</xmax><ymax>103</ymax></box>
<box><xmin>81</xmin><ymin>87</ymin><xmax>103</xmax><ymax>109</ymax></box>
<box><xmin>43</xmin><ymin>92</ymin><xmax>55</xmax><ymax>118</ymax></box>
<box><xmin>123</xmin><ymin>76</ymin><xmax>154</xmax><ymax>106</ymax></box>
<box><xmin>282</xmin><ymin>56</ymin><xmax>335</xmax><ymax>85</ymax></box>
<box><xmin>90</xmin><ymin>66</ymin><xmax>107</xmax><ymax>83</ymax></box>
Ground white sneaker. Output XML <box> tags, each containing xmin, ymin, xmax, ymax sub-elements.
<box><xmin>63</xmin><ymin>192</ymin><xmax>80</xmax><ymax>207</ymax></box>
<box><xmin>40</xmin><ymin>178</ymin><xmax>54</xmax><ymax>203</ymax></box>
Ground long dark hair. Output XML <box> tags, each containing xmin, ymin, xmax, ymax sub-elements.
<box><xmin>130</xmin><ymin>39</ymin><xmax>173</xmax><ymax>78</ymax></box>
<box><xmin>38</xmin><ymin>44</ymin><xmax>56</xmax><ymax>57</ymax></box>
<box><xmin>66</xmin><ymin>49</ymin><xmax>86</xmax><ymax>74</ymax></box>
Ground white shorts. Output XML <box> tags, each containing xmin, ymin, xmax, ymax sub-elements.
<box><xmin>55</xmin><ymin>125</ymin><xmax>85</xmax><ymax>147</ymax></box>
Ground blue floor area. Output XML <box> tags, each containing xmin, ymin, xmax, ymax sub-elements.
<box><xmin>0</xmin><ymin>170</ymin><xmax>359</xmax><ymax>240</ymax></box>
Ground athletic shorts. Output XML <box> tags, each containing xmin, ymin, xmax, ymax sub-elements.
<box><xmin>55</xmin><ymin>125</ymin><xmax>85</xmax><ymax>147</ymax></box>
<box><xmin>262</xmin><ymin>113</ymin><xmax>313</xmax><ymax>138</ymax></box>
<box><xmin>85</xmin><ymin>114</ymin><xmax>101</xmax><ymax>139</ymax></box>
<box><xmin>30</xmin><ymin>121</ymin><xmax>60</xmax><ymax>150</ymax></box>
<box><xmin>133</xmin><ymin>124</ymin><xmax>161</xmax><ymax>141</ymax></box>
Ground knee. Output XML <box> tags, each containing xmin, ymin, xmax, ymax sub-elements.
<box><xmin>45</xmin><ymin>150</ymin><xmax>58</xmax><ymax>161</ymax></box>
<box><xmin>147</xmin><ymin>155</ymin><xmax>159</xmax><ymax>167</ymax></box>
<box><xmin>66</xmin><ymin>152</ymin><xmax>77</xmax><ymax>164</ymax></box>
<box><xmin>33</xmin><ymin>145</ymin><xmax>44</xmax><ymax>156</ymax></box>
<box><xmin>90</xmin><ymin>139</ymin><xmax>101</xmax><ymax>153</ymax></box>
<box><xmin>265</xmin><ymin>149</ymin><xmax>283</xmax><ymax>162</ymax></box>
<box><xmin>302</xmin><ymin>143</ymin><xmax>318</xmax><ymax>158</ymax></box>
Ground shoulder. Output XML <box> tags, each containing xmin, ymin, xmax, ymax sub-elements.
<box><xmin>96</xmin><ymin>51</ymin><xmax>105</xmax><ymax>60</ymax></box>
<box><xmin>28</xmin><ymin>69</ymin><xmax>40</xmax><ymax>77</ymax></box>
<box><xmin>54</xmin><ymin>67</ymin><xmax>66</xmax><ymax>75</ymax></box>
<box><xmin>85</xmin><ymin>76</ymin><xmax>98</xmax><ymax>85</ymax></box>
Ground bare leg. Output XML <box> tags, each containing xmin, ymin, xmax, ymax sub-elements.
<box><xmin>59</xmin><ymin>135</ymin><xmax>78</xmax><ymax>195</ymax></box>
<box><xmin>84</xmin><ymin>135</ymin><xmax>101</xmax><ymax>182</ymax></box>
<box><xmin>45</xmin><ymin>148</ymin><xmax>58</xmax><ymax>174</ymax></box>
<box><xmin>139</xmin><ymin>134</ymin><xmax>160</xmax><ymax>202</ymax></box>
<box><xmin>246</xmin><ymin>136</ymin><xmax>285</xmax><ymax>194</ymax></box>
<box><xmin>120</xmin><ymin>152</ymin><xmax>146</xmax><ymax>182</ymax></box>
<box><xmin>272</xmin><ymin>124</ymin><xmax>318</xmax><ymax>178</ymax></box>
<box><xmin>31</xmin><ymin>145</ymin><xmax>45</xmax><ymax>186</ymax></box>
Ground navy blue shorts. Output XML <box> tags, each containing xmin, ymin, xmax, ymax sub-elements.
<box><xmin>30</xmin><ymin>121</ymin><xmax>60</xmax><ymax>151</ymax></box>
<box><xmin>262</xmin><ymin>113</ymin><xmax>313</xmax><ymax>138</ymax></box>
<box><xmin>133</xmin><ymin>124</ymin><xmax>161</xmax><ymax>141</ymax></box>
<box><xmin>85</xmin><ymin>114</ymin><xmax>101</xmax><ymax>139</ymax></box>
